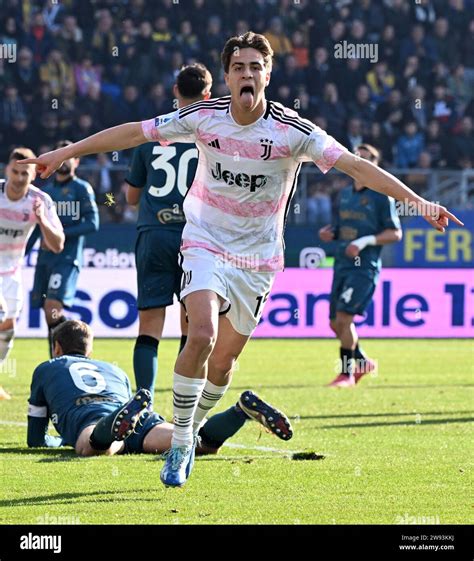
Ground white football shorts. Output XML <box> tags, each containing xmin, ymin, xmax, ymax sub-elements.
<box><xmin>0</xmin><ymin>270</ymin><xmax>23</xmax><ymax>321</ymax></box>
<box><xmin>179</xmin><ymin>247</ymin><xmax>275</xmax><ymax>336</ymax></box>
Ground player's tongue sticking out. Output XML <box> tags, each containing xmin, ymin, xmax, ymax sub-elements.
<box><xmin>240</xmin><ymin>85</ymin><xmax>255</xmax><ymax>108</ymax></box>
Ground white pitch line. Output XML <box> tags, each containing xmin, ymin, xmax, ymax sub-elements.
<box><xmin>0</xmin><ymin>420</ymin><xmax>27</xmax><ymax>427</ymax></box>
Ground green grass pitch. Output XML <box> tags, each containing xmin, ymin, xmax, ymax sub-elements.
<box><xmin>1</xmin><ymin>338</ymin><xmax>472</xmax><ymax>524</ymax></box>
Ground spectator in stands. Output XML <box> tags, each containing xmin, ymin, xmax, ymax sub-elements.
<box><xmin>379</xmin><ymin>24</ymin><xmax>398</xmax><ymax>69</ymax></box>
<box><xmin>395</xmin><ymin>120</ymin><xmax>425</xmax><ymax>168</ymax></box>
<box><xmin>306</xmin><ymin>47</ymin><xmax>331</xmax><ymax>99</ymax></box>
<box><xmin>399</xmin><ymin>24</ymin><xmax>437</xmax><ymax>68</ymax></box>
<box><xmin>71</xmin><ymin>113</ymin><xmax>96</xmax><ymax>144</ymax></box>
<box><xmin>411</xmin><ymin>0</ymin><xmax>437</xmax><ymax>29</ymax></box>
<box><xmin>334</xmin><ymin>58</ymin><xmax>367</xmax><ymax>103</ymax></box>
<box><xmin>428</xmin><ymin>83</ymin><xmax>457</xmax><ymax>130</ymax></box>
<box><xmin>152</xmin><ymin>16</ymin><xmax>175</xmax><ymax>49</ymax></box>
<box><xmin>176</xmin><ymin>20</ymin><xmax>201</xmax><ymax>60</ymax></box>
<box><xmin>12</xmin><ymin>47</ymin><xmax>40</xmax><ymax>104</ymax></box>
<box><xmin>37</xmin><ymin>111</ymin><xmax>60</xmax><ymax>147</ymax></box>
<box><xmin>24</xmin><ymin>11</ymin><xmax>55</xmax><ymax>65</ymax></box>
<box><xmin>462</xmin><ymin>18</ymin><xmax>474</xmax><ymax>71</ymax></box>
<box><xmin>366</xmin><ymin>60</ymin><xmax>396</xmax><ymax>104</ymax></box>
<box><xmin>1</xmin><ymin>16</ymin><xmax>24</xmax><ymax>50</ymax></box>
<box><xmin>42</xmin><ymin>0</ymin><xmax>66</xmax><ymax>35</ymax></box>
<box><xmin>375</xmin><ymin>88</ymin><xmax>404</xmax><ymax>137</ymax></box>
<box><xmin>56</xmin><ymin>14</ymin><xmax>84</xmax><ymax>62</ymax></box>
<box><xmin>399</xmin><ymin>55</ymin><xmax>429</xmax><ymax>93</ymax></box>
<box><xmin>74</xmin><ymin>54</ymin><xmax>101</xmax><ymax>97</ymax></box>
<box><xmin>291</xmin><ymin>30</ymin><xmax>309</xmax><ymax>69</ymax></box>
<box><xmin>405</xmin><ymin>85</ymin><xmax>428</xmax><ymax>131</ymax></box>
<box><xmin>6</xmin><ymin>115</ymin><xmax>36</xmax><ymax>153</ymax></box>
<box><xmin>116</xmin><ymin>84</ymin><xmax>148</xmax><ymax>122</ymax></box>
<box><xmin>119</xmin><ymin>18</ymin><xmax>137</xmax><ymax>50</ymax></box>
<box><xmin>363</xmin><ymin>121</ymin><xmax>393</xmax><ymax>166</ymax></box>
<box><xmin>445</xmin><ymin>116</ymin><xmax>474</xmax><ymax>169</ymax></box>
<box><xmin>350</xmin><ymin>0</ymin><xmax>385</xmax><ymax>37</ymax></box>
<box><xmin>39</xmin><ymin>48</ymin><xmax>74</xmax><ymax>97</ymax></box>
<box><xmin>265</xmin><ymin>17</ymin><xmax>293</xmax><ymax>59</ymax></box>
<box><xmin>384</xmin><ymin>0</ymin><xmax>411</xmax><ymax>38</ymax></box>
<box><xmin>76</xmin><ymin>82</ymin><xmax>115</xmax><ymax>129</ymax></box>
<box><xmin>424</xmin><ymin>119</ymin><xmax>447</xmax><ymax>168</ymax></box>
<box><xmin>447</xmin><ymin>65</ymin><xmax>474</xmax><ymax>112</ymax></box>
<box><xmin>433</xmin><ymin>17</ymin><xmax>459</xmax><ymax>67</ymax></box>
<box><xmin>317</xmin><ymin>82</ymin><xmax>347</xmax><ymax>139</ymax></box>
<box><xmin>144</xmin><ymin>83</ymin><xmax>169</xmax><ymax>118</ymax></box>
<box><xmin>90</xmin><ymin>9</ymin><xmax>116</xmax><ymax>66</ymax></box>
<box><xmin>0</xmin><ymin>84</ymin><xmax>26</xmax><ymax>128</ymax></box>
<box><xmin>342</xmin><ymin>117</ymin><xmax>364</xmax><ymax>152</ymax></box>
<box><xmin>347</xmin><ymin>84</ymin><xmax>375</xmax><ymax>128</ymax></box>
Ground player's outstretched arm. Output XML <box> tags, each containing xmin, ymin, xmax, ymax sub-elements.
<box><xmin>20</xmin><ymin>122</ymin><xmax>147</xmax><ymax>179</ymax></box>
<box><xmin>334</xmin><ymin>152</ymin><xmax>463</xmax><ymax>232</ymax></box>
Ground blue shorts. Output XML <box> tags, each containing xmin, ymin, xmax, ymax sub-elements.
<box><xmin>135</xmin><ymin>229</ymin><xmax>183</xmax><ymax>310</ymax></box>
<box><xmin>329</xmin><ymin>269</ymin><xmax>378</xmax><ymax>319</ymax></box>
<box><xmin>123</xmin><ymin>411</ymin><xmax>166</xmax><ymax>454</ymax></box>
<box><xmin>67</xmin><ymin>406</ymin><xmax>165</xmax><ymax>453</ymax></box>
<box><xmin>31</xmin><ymin>262</ymin><xmax>80</xmax><ymax>309</ymax></box>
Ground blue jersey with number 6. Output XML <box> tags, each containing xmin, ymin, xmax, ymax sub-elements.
<box><xmin>126</xmin><ymin>142</ymin><xmax>198</xmax><ymax>232</ymax></box>
<box><xmin>28</xmin><ymin>355</ymin><xmax>132</xmax><ymax>446</ymax></box>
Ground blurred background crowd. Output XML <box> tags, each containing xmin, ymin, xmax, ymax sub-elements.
<box><xmin>1</xmin><ymin>0</ymin><xmax>473</xmax><ymax>224</ymax></box>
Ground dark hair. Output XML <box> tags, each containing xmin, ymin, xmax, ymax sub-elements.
<box><xmin>221</xmin><ymin>31</ymin><xmax>273</xmax><ymax>73</ymax></box>
<box><xmin>356</xmin><ymin>143</ymin><xmax>380</xmax><ymax>164</ymax></box>
<box><xmin>52</xmin><ymin>320</ymin><xmax>93</xmax><ymax>356</ymax></box>
<box><xmin>176</xmin><ymin>63</ymin><xmax>212</xmax><ymax>99</ymax></box>
<box><xmin>8</xmin><ymin>147</ymin><xmax>36</xmax><ymax>162</ymax></box>
<box><xmin>55</xmin><ymin>139</ymin><xmax>73</xmax><ymax>149</ymax></box>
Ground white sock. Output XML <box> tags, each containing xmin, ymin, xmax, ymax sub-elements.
<box><xmin>193</xmin><ymin>379</ymin><xmax>230</xmax><ymax>434</ymax></box>
<box><xmin>0</xmin><ymin>329</ymin><xmax>14</xmax><ymax>363</ymax></box>
<box><xmin>171</xmin><ymin>372</ymin><xmax>206</xmax><ymax>448</ymax></box>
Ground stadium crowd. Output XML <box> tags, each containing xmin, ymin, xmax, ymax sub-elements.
<box><xmin>1</xmin><ymin>0</ymin><xmax>473</xmax><ymax>223</ymax></box>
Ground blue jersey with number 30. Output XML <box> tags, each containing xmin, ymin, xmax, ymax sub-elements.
<box><xmin>126</xmin><ymin>142</ymin><xmax>198</xmax><ymax>232</ymax></box>
<box><xmin>28</xmin><ymin>355</ymin><xmax>132</xmax><ymax>445</ymax></box>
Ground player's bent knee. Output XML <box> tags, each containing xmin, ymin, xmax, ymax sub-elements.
<box><xmin>186</xmin><ymin>330</ymin><xmax>217</xmax><ymax>355</ymax></box>
<box><xmin>209</xmin><ymin>352</ymin><xmax>237</xmax><ymax>377</ymax></box>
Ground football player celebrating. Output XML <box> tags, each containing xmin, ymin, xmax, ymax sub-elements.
<box><xmin>26</xmin><ymin>140</ymin><xmax>99</xmax><ymax>357</ymax></box>
<box><xmin>20</xmin><ymin>32</ymin><xmax>462</xmax><ymax>486</ymax></box>
<box><xmin>27</xmin><ymin>320</ymin><xmax>292</xmax><ymax>461</ymax></box>
<box><xmin>0</xmin><ymin>148</ymin><xmax>64</xmax><ymax>400</ymax></box>
<box><xmin>125</xmin><ymin>64</ymin><xmax>212</xmax><ymax>401</ymax></box>
<box><xmin>320</xmin><ymin>144</ymin><xmax>402</xmax><ymax>387</ymax></box>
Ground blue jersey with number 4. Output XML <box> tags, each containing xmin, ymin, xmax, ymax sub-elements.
<box><xmin>126</xmin><ymin>142</ymin><xmax>198</xmax><ymax>232</ymax></box>
<box><xmin>28</xmin><ymin>355</ymin><xmax>132</xmax><ymax>445</ymax></box>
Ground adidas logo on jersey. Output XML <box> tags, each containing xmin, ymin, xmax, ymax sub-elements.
<box><xmin>207</xmin><ymin>138</ymin><xmax>221</xmax><ymax>149</ymax></box>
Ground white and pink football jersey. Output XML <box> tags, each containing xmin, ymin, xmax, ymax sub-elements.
<box><xmin>0</xmin><ymin>180</ymin><xmax>61</xmax><ymax>275</ymax></box>
<box><xmin>141</xmin><ymin>96</ymin><xmax>347</xmax><ymax>272</ymax></box>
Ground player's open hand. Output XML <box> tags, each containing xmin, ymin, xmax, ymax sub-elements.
<box><xmin>319</xmin><ymin>224</ymin><xmax>335</xmax><ymax>242</ymax></box>
<box><xmin>18</xmin><ymin>147</ymin><xmax>69</xmax><ymax>179</ymax></box>
<box><xmin>421</xmin><ymin>202</ymin><xmax>464</xmax><ymax>232</ymax></box>
<box><xmin>345</xmin><ymin>243</ymin><xmax>360</xmax><ymax>258</ymax></box>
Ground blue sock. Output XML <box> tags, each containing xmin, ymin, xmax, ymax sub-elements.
<box><xmin>199</xmin><ymin>403</ymin><xmax>249</xmax><ymax>449</ymax></box>
<box><xmin>133</xmin><ymin>335</ymin><xmax>158</xmax><ymax>396</ymax></box>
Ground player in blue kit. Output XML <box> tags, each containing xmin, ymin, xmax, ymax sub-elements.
<box><xmin>125</xmin><ymin>64</ymin><xmax>212</xmax><ymax>400</ymax></box>
<box><xmin>27</xmin><ymin>320</ymin><xmax>292</xmax><ymax>458</ymax></box>
<box><xmin>319</xmin><ymin>144</ymin><xmax>403</xmax><ymax>387</ymax></box>
<box><xmin>26</xmin><ymin>140</ymin><xmax>99</xmax><ymax>357</ymax></box>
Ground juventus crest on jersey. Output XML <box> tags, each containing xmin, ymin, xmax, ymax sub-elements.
<box><xmin>142</xmin><ymin>96</ymin><xmax>346</xmax><ymax>272</ymax></box>
<box><xmin>0</xmin><ymin>179</ymin><xmax>60</xmax><ymax>275</ymax></box>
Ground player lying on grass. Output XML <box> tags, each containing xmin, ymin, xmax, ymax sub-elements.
<box><xmin>320</xmin><ymin>144</ymin><xmax>402</xmax><ymax>387</ymax></box>
<box><xmin>20</xmin><ymin>31</ymin><xmax>462</xmax><ymax>487</ymax></box>
<box><xmin>0</xmin><ymin>148</ymin><xmax>64</xmax><ymax>401</ymax></box>
<box><xmin>27</xmin><ymin>320</ymin><xmax>292</xmax><ymax>458</ymax></box>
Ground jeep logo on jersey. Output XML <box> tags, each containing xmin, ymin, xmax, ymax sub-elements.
<box><xmin>260</xmin><ymin>138</ymin><xmax>274</xmax><ymax>160</ymax></box>
<box><xmin>0</xmin><ymin>227</ymin><xmax>23</xmax><ymax>238</ymax></box>
<box><xmin>211</xmin><ymin>162</ymin><xmax>268</xmax><ymax>192</ymax></box>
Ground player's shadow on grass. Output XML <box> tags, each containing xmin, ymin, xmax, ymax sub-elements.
<box><xmin>0</xmin><ymin>489</ymin><xmax>156</xmax><ymax>509</ymax></box>
<box><xmin>319</xmin><ymin>417</ymin><xmax>474</xmax><ymax>429</ymax></box>
<box><xmin>299</xmin><ymin>410</ymin><xmax>473</xmax><ymax>420</ymax></box>
<box><xmin>0</xmin><ymin>447</ymin><xmax>76</xmax><ymax>458</ymax></box>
